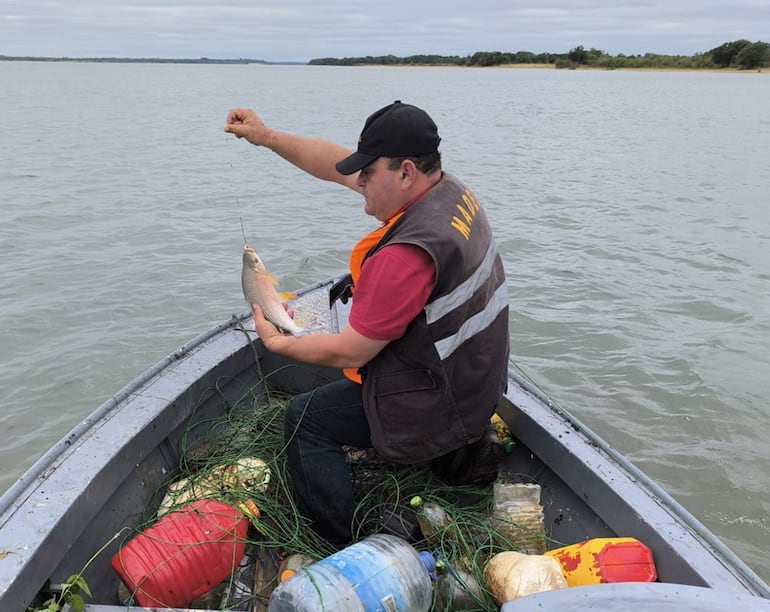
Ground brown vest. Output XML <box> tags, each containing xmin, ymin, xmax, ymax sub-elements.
<box><xmin>360</xmin><ymin>173</ymin><xmax>509</xmax><ymax>463</ymax></box>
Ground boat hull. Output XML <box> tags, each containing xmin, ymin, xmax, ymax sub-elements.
<box><xmin>1</xmin><ymin>277</ymin><xmax>768</xmax><ymax>610</ymax></box>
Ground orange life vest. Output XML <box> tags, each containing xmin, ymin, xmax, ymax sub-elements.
<box><xmin>342</xmin><ymin>211</ymin><xmax>405</xmax><ymax>383</ymax></box>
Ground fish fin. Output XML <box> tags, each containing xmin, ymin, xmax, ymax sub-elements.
<box><xmin>265</xmin><ymin>271</ymin><xmax>280</xmax><ymax>286</ymax></box>
<box><xmin>278</xmin><ymin>291</ymin><xmax>297</xmax><ymax>302</ymax></box>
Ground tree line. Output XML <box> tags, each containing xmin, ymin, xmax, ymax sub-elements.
<box><xmin>309</xmin><ymin>40</ymin><xmax>770</xmax><ymax>70</ymax></box>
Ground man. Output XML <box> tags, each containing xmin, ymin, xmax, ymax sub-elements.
<box><xmin>224</xmin><ymin>101</ymin><xmax>509</xmax><ymax>547</ymax></box>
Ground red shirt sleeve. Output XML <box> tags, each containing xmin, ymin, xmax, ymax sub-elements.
<box><xmin>348</xmin><ymin>243</ymin><xmax>436</xmax><ymax>341</ymax></box>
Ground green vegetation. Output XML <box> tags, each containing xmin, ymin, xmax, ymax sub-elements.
<box><xmin>309</xmin><ymin>39</ymin><xmax>770</xmax><ymax>70</ymax></box>
<box><xmin>30</xmin><ymin>575</ymin><xmax>92</xmax><ymax>612</ymax></box>
<box><xmin>4</xmin><ymin>39</ymin><xmax>767</xmax><ymax>70</ymax></box>
<box><xmin>708</xmin><ymin>39</ymin><xmax>770</xmax><ymax>69</ymax></box>
<box><xmin>27</xmin><ymin>529</ymin><xmax>127</xmax><ymax>611</ymax></box>
<box><xmin>310</xmin><ymin>51</ymin><xmax>558</xmax><ymax>67</ymax></box>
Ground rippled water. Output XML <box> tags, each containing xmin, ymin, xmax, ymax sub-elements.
<box><xmin>1</xmin><ymin>62</ymin><xmax>769</xmax><ymax>580</ymax></box>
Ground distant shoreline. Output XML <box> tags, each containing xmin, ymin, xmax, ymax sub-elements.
<box><xmin>327</xmin><ymin>62</ymin><xmax>766</xmax><ymax>74</ymax></box>
<box><xmin>0</xmin><ymin>57</ymin><xmax>764</xmax><ymax>73</ymax></box>
<box><xmin>497</xmin><ymin>63</ymin><xmax>765</xmax><ymax>73</ymax></box>
<box><xmin>4</xmin><ymin>39</ymin><xmax>769</xmax><ymax>72</ymax></box>
<box><xmin>0</xmin><ymin>56</ymin><xmax>302</xmax><ymax>65</ymax></box>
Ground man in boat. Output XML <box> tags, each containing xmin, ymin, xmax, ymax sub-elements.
<box><xmin>225</xmin><ymin>101</ymin><xmax>510</xmax><ymax>547</ymax></box>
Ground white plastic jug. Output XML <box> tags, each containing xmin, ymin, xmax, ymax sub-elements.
<box><xmin>268</xmin><ymin>534</ymin><xmax>432</xmax><ymax>611</ymax></box>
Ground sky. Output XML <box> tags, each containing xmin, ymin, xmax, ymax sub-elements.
<box><xmin>1</xmin><ymin>0</ymin><xmax>768</xmax><ymax>63</ymax></box>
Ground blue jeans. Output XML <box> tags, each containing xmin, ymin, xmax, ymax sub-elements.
<box><xmin>283</xmin><ymin>378</ymin><xmax>370</xmax><ymax>547</ymax></box>
<box><xmin>283</xmin><ymin>378</ymin><xmax>501</xmax><ymax>546</ymax></box>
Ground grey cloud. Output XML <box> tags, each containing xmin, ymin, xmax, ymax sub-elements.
<box><xmin>1</xmin><ymin>1</ymin><xmax>767</xmax><ymax>61</ymax></box>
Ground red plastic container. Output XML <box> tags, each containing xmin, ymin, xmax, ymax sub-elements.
<box><xmin>111</xmin><ymin>499</ymin><xmax>248</xmax><ymax>607</ymax></box>
<box><xmin>544</xmin><ymin>537</ymin><xmax>657</xmax><ymax>586</ymax></box>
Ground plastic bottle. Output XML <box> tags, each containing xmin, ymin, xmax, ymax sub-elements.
<box><xmin>277</xmin><ymin>553</ymin><xmax>316</xmax><ymax>582</ymax></box>
<box><xmin>487</xmin><ymin>482</ymin><xmax>546</xmax><ymax>554</ymax></box>
<box><xmin>434</xmin><ymin>559</ymin><xmax>485</xmax><ymax>611</ymax></box>
<box><xmin>410</xmin><ymin>496</ymin><xmax>455</xmax><ymax>544</ymax></box>
<box><xmin>219</xmin><ymin>549</ymin><xmax>257</xmax><ymax>611</ymax></box>
<box><xmin>267</xmin><ymin>534</ymin><xmax>432</xmax><ymax>611</ymax></box>
<box><xmin>418</xmin><ymin>551</ymin><xmax>438</xmax><ymax>581</ymax></box>
<box><xmin>484</xmin><ymin>550</ymin><xmax>567</xmax><ymax>604</ymax></box>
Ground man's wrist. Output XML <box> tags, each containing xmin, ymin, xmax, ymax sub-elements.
<box><xmin>266</xmin><ymin>129</ymin><xmax>279</xmax><ymax>151</ymax></box>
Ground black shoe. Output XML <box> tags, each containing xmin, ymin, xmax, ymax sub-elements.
<box><xmin>431</xmin><ymin>429</ymin><xmax>502</xmax><ymax>487</ymax></box>
<box><xmin>377</xmin><ymin>506</ymin><xmax>422</xmax><ymax>543</ymax></box>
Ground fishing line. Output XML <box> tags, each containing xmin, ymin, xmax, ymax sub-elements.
<box><xmin>237</xmin><ymin>198</ymin><xmax>250</xmax><ymax>246</ymax></box>
<box><xmin>240</xmin><ymin>217</ymin><xmax>249</xmax><ymax>246</ymax></box>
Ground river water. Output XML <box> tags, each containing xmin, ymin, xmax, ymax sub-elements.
<box><xmin>1</xmin><ymin>61</ymin><xmax>769</xmax><ymax>581</ymax></box>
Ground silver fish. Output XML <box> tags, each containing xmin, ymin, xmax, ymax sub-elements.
<box><xmin>241</xmin><ymin>245</ymin><xmax>305</xmax><ymax>335</ymax></box>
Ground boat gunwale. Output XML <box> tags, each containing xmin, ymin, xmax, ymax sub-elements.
<box><xmin>502</xmin><ymin>369</ymin><xmax>770</xmax><ymax>598</ymax></box>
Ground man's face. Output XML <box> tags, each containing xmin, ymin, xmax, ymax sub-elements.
<box><xmin>356</xmin><ymin>157</ymin><xmax>404</xmax><ymax>222</ymax></box>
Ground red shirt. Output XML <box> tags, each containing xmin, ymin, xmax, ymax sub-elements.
<box><xmin>348</xmin><ymin>243</ymin><xmax>436</xmax><ymax>341</ymax></box>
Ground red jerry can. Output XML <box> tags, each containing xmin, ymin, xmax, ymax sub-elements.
<box><xmin>111</xmin><ymin>499</ymin><xmax>249</xmax><ymax>607</ymax></box>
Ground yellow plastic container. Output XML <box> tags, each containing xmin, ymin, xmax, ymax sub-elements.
<box><xmin>544</xmin><ymin>537</ymin><xmax>656</xmax><ymax>586</ymax></box>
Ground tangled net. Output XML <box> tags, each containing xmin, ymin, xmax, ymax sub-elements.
<box><xmin>118</xmin><ymin>373</ymin><xmax>550</xmax><ymax>611</ymax></box>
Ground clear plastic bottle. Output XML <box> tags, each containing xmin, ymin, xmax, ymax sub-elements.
<box><xmin>267</xmin><ymin>534</ymin><xmax>432</xmax><ymax>611</ymax></box>
<box><xmin>410</xmin><ymin>496</ymin><xmax>455</xmax><ymax>544</ymax></box>
<box><xmin>434</xmin><ymin>559</ymin><xmax>485</xmax><ymax>611</ymax></box>
<box><xmin>487</xmin><ymin>482</ymin><xmax>546</xmax><ymax>554</ymax></box>
<box><xmin>277</xmin><ymin>553</ymin><xmax>315</xmax><ymax>582</ymax></box>
<box><xmin>219</xmin><ymin>549</ymin><xmax>256</xmax><ymax>611</ymax></box>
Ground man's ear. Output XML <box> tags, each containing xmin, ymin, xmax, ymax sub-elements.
<box><xmin>401</xmin><ymin>159</ymin><xmax>418</xmax><ymax>181</ymax></box>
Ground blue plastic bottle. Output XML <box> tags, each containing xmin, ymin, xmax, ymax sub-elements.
<box><xmin>267</xmin><ymin>534</ymin><xmax>432</xmax><ymax>611</ymax></box>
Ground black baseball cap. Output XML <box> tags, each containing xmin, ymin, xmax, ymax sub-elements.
<box><xmin>335</xmin><ymin>100</ymin><xmax>441</xmax><ymax>175</ymax></box>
